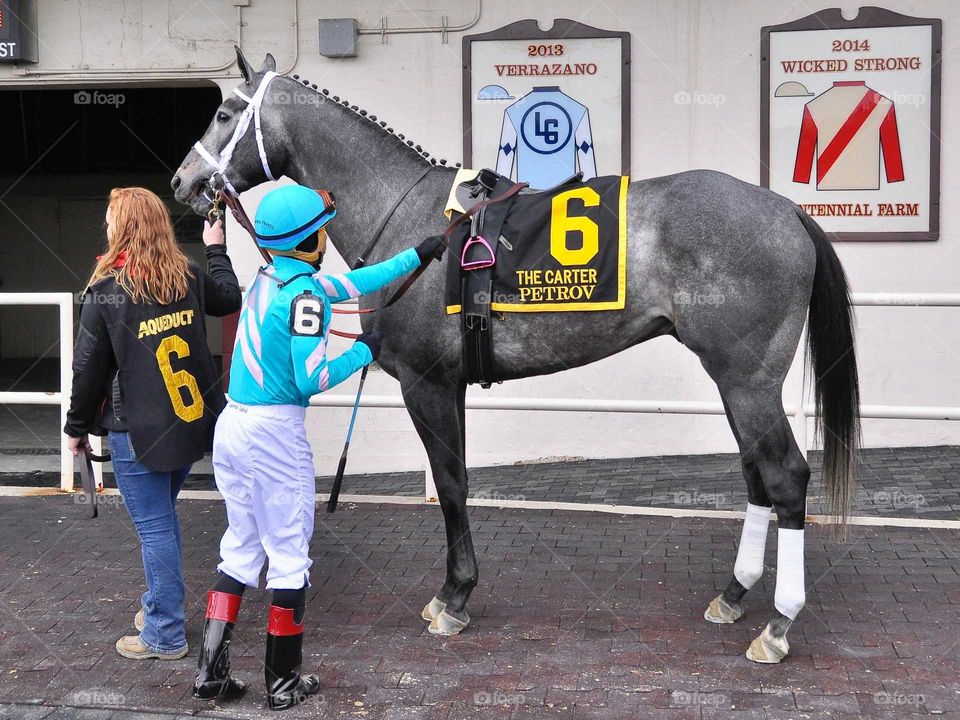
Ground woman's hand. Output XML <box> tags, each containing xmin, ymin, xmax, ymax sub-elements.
<box><xmin>202</xmin><ymin>218</ymin><xmax>225</xmax><ymax>247</ymax></box>
<box><xmin>66</xmin><ymin>434</ymin><xmax>93</xmax><ymax>457</ymax></box>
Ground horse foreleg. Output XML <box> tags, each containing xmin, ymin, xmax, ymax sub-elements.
<box><xmin>399</xmin><ymin>370</ymin><xmax>477</xmax><ymax>636</ymax></box>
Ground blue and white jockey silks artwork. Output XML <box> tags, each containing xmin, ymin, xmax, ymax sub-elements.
<box><xmin>495</xmin><ymin>86</ymin><xmax>598</xmax><ymax>189</ymax></box>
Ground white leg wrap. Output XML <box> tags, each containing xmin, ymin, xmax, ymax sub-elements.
<box><xmin>774</xmin><ymin>528</ymin><xmax>806</xmax><ymax>619</ymax></box>
<box><xmin>733</xmin><ymin>503</ymin><xmax>772</xmax><ymax>589</ymax></box>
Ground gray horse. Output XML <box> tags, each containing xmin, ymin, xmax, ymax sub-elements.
<box><xmin>173</xmin><ymin>50</ymin><xmax>859</xmax><ymax>664</ymax></box>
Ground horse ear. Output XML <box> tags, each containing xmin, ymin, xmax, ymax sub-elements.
<box><xmin>235</xmin><ymin>46</ymin><xmax>255</xmax><ymax>84</ymax></box>
<box><xmin>260</xmin><ymin>53</ymin><xmax>277</xmax><ymax>73</ymax></box>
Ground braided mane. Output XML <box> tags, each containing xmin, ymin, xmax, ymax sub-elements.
<box><xmin>290</xmin><ymin>74</ymin><xmax>460</xmax><ymax>169</ymax></box>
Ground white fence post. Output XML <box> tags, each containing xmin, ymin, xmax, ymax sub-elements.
<box><xmin>58</xmin><ymin>293</ymin><xmax>74</xmax><ymax>491</ymax></box>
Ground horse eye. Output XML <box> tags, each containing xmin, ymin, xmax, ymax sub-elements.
<box><xmin>216</xmin><ymin>111</ymin><xmax>230</xmax><ymax>123</ymax></box>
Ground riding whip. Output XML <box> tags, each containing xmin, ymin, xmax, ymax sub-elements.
<box><xmin>326</xmin><ymin>364</ymin><xmax>368</xmax><ymax>513</ymax></box>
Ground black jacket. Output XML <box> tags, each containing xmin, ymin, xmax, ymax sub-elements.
<box><xmin>64</xmin><ymin>245</ymin><xmax>241</xmax><ymax>470</ymax></box>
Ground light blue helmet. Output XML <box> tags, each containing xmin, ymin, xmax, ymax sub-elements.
<box><xmin>254</xmin><ymin>184</ymin><xmax>337</xmax><ymax>251</ymax></box>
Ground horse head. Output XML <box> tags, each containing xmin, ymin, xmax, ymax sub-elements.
<box><xmin>172</xmin><ymin>47</ymin><xmax>291</xmax><ymax>216</ymax></box>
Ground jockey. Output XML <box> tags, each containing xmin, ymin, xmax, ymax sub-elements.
<box><xmin>193</xmin><ymin>184</ymin><xmax>442</xmax><ymax>710</ymax></box>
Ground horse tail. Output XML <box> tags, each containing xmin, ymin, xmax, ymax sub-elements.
<box><xmin>797</xmin><ymin>208</ymin><xmax>861</xmax><ymax>529</ymax></box>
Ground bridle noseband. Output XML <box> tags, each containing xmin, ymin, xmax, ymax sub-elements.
<box><xmin>193</xmin><ymin>70</ymin><xmax>279</xmax><ymax>196</ymax></box>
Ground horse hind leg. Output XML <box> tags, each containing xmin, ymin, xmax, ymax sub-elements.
<box><xmin>704</xmin><ymin>396</ymin><xmax>773</xmax><ymax>625</ymax></box>
<box><xmin>719</xmin><ymin>386</ymin><xmax>810</xmax><ymax>663</ymax></box>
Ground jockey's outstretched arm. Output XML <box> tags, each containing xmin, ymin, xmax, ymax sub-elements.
<box><xmin>313</xmin><ymin>237</ymin><xmax>445</xmax><ymax>303</ymax></box>
<box><xmin>292</xmin><ymin>237</ymin><xmax>445</xmax><ymax>397</ymax></box>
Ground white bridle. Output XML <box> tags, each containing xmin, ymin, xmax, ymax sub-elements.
<box><xmin>193</xmin><ymin>70</ymin><xmax>279</xmax><ymax>195</ymax></box>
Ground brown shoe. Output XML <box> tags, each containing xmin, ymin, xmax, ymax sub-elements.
<box><xmin>134</xmin><ymin>609</ymin><xmax>144</xmax><ymax>632</ymax></box>
<box><xmin>115</xmin><ymin>635</ymin><xmax>188</xmax><ymax>660</ymax></box>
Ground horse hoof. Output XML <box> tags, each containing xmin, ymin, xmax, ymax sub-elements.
<box><xmin>421</xmin><ymin>596</ymin><xmax>445</xmax><ymax>622</ymax></box>
<box><xmin>427</xmin><ymin>608</ymin><xmax>469</xmax><ymax>636</ymax></box>
<box><xmin>704</xmin><ymin>594</ymin><xmax>744</xmax><ymax>624</ymax></box>
<box><xmin>746</xmin><ymin>625</ymin><xmax>789</xmax><ymax>663</ymax></box>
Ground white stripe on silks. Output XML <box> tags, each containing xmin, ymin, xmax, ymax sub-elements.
<box><xmin>256</xmin><ymin>275</ymin><xmax>271</xmax><ymax>321</ymax></box>
<box><xmin>316</xmin><ymin>275</ymin><xmax>338</xmax><ymax>297</ymax></box>
<box><xmin>733</xmin><ymin>503</ymin><xmax>772</xmax><ymax>589</ymax></box>
<box><xmin>774</xmin><ymin>528</ymin><xmax>805</xmax><ymax>620</ymax></box>
<box><xmin>319</xmin><ymin>367</ymin><xmax>330</xmax><ymax>392</ymax></box>
<box><xmin>245</xmin><ymin>307</ymin><xmax>261</xmax><ymax>356</ymax></box>
<box><xmin>332</xmin><ymin>274</ymin><xmax>361</xmax><ymax>298</ymax></box>
<box><xmin>238</xmin><ymin>325</ymin><xmax>264</xmax><ymax>388</ymax></box>
<box><xmin>305</xmin><ymin>339</ymin><xmax>327</xmax><ymax>376</ymax></box>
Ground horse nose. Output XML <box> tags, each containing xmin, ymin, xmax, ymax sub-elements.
<box><xmin>170</xmin><ymin>174</ymin><xmax>182</xmax><ymax>191</ymax></box>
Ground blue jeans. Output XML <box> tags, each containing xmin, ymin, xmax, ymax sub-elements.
<box><xmin>109</xmin><ymin>431</ymin><xmax>189</xmax><ymax>652</ymax></box>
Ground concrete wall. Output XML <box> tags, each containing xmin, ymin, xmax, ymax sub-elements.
<box><xmin>1</xmin><ymin>0</ymin><xmax>958</xmax><ymax>475</ymax></box>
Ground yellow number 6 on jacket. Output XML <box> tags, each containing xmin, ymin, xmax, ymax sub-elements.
<box><xmin>156</xmin><ymin>334</ymin><xmax>205</xmax><ymax>422</ymax></box>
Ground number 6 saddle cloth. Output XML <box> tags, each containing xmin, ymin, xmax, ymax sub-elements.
<box><xmin>89</xmin><ymin>267</ymin><xmax>224</xmax><ymax>471</ymax></box>
<box><xmin>443</xmin><ymin>172</ymin><xmax>629</xmax><ymax>314</ymax></box>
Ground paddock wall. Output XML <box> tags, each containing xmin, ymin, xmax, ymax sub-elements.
<box><xmin>1</xmin><ymin>0</ymin><xmax>957</xmax><ymax>473</ymax></box>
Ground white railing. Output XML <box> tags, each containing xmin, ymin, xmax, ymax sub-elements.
<box><xmin>311</xmin><ymin>292</ymin><xmax>960</xmax><ymax>502</ymax></box>
<box><xmin>2</xmin><ymin>291</ymin><xmax>957</xmax><ymax>499</ymax></box>
<box><xmin>0</xmin><ymin>293</ymin><xmax>75</xmax><ymax>491</ymax></box>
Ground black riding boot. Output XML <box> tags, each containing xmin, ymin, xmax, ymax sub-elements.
<box><xmin>193</xmin><ymin>590</ymin><xmax>247</xmax><ymax>700</ymax></box>
<box><xmin>264</xmin><ymin>603</ymin><xmax>320</xmax><ymax>711</ymax></box>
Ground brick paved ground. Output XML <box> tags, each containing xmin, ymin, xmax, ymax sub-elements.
<box><xmin>0</xmin><ymin>495</ymin><xmax>957</xmax><ymax>719</ymax></box>
<box><xmin>4</xmin><ymin>445</ymin><xmax>959</xmax><ymax>520</ymax></box>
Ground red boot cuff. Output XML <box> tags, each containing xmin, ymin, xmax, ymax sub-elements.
<box><xmin>267</xmin><ymin>605</ymin><xmax>304</xmax><ymax>636</ymax></box>
<box><xmin>205</xmin><ymin>591</ymin><xmax>242</xmax><ymax>623</ymax></box>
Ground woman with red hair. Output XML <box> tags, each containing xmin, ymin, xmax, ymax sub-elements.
<box><xmin>64</xmin><ymin>187</ymin><xmax>241</xmax><ymax>660</ymax></box>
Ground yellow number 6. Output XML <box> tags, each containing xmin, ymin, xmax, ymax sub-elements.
<box><xmin>156</xmin><ymin>334</ymin><xmax>204</xmax><ymax>423</ymax></box>
<box><xmin>550</xmin><ymin>187</ymin><xmax>601</xmax><ymax>266</ymax></box>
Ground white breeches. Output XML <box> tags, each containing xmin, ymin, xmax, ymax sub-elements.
<box><xmin>213</xmin><ymin>402</ymin><xmax>315</xmax><ymax>590</ymax></box>
<box><xmin>734</xmin><ymin>503</ymin><xmax>772</xmax><ymax>589</ymax></box>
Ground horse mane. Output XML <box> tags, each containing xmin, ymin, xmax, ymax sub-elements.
<box><xmin>290</xmin><ymin>74</ymin><xmax>461</xmax><ymax>170</ymax></box>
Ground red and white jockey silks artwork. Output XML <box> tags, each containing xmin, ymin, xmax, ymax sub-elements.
<box><xmin>793</xmin><ymin>81</ymin><xmax>904</xmax><ymax>191</ymax></box>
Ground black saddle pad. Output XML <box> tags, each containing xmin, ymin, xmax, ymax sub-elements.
<box><xmin>445</xmin><ymin>174</ymin><xmax>629</xmax><ymax>313</ymax></box>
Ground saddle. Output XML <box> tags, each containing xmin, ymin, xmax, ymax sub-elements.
<box><xmin>449</xmin><ymin>169</ymin><xmax>583</xmax><ymax>387</ymax></box>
